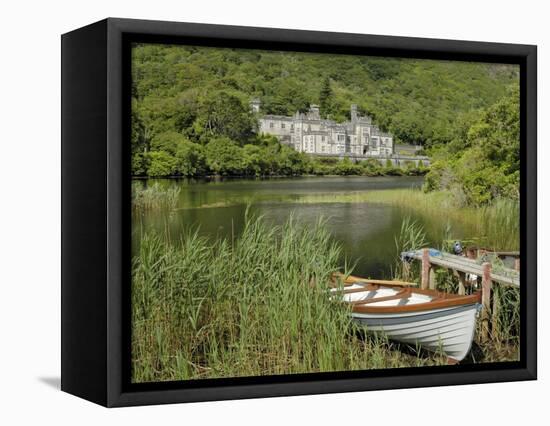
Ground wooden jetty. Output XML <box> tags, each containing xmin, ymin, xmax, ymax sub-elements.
<box><xmin>401</xmin><ymin>248</ymin><xmax>520</xmax><ymax>341</ymax></box>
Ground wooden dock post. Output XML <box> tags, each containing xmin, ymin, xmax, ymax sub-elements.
<box><xmin>421</xmin><ymin>248</ymin><xmax>430</xmax><ymax>290</ymax></box>
<box><xmin>402</xmin><ymin>259</ymin><xmax>410</xmax><ymax>280</ymax></box>
<box><xmin>492</xmin><ymin>285</ymin><xmax>500</xmax><ymax>340</ymax></box>
<box><xmin>481</xmin><ymin>262</ymin><xmax>492</xmax><ymax>342</ymax></box>
<box><xmin>429</xmin><ymin>267</ymin><xmax>436</xmax><ymax>290</ymax></box>
<box><xmin>457</xmin><ymin>271</ymin><xmax>466</xmax><ymax>295</ymax></box>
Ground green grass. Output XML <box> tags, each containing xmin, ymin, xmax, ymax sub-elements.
<box><xmin>131</xmin><ymin>214</ymin><xmax>451</xmax><ymax>383</ymax></box>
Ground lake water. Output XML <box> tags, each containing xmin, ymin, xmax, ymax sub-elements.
<box><xmin>132</xmin><ymin>176</ymin><xmax>471</xmax><ymax>278</ymax></box>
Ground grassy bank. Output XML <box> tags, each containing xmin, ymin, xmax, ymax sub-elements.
<box><xmin>131</xmin><ymin>215</ymin><xmax>452</xmax><ymax>383</ymax></box>
<box><xmin>132</xmin><ymin>214</ymin><xmax>519</xmax><ymax>383</ymax></box>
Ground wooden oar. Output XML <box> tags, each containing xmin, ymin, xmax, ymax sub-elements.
<box><xmin>332</xmin><ymin>272</ymin><xmax>418</xmax><ymax>287</ymax></box>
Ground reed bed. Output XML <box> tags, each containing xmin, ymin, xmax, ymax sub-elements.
<box><xmin>131</xmin><ymin>187</ymin><xmax>520</xmax><ymax>381</ymax></box>
<box><xmin>132</xmin><ymin>182</ymin><xmax>181</xmax><ymax>211</ymax></box>
<box><xmin>131</xmin><ymin>215</ymin><xmax>448</xmax><ymax>383</ymax></box>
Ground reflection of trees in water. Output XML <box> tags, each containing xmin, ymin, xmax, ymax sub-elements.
<box><xmin>256</xmin><ymin>202</ymin><xmax>402</xmax><ymax>278</ymax></box>
<box><xmin>133</xmin><ymin>177</ymin><xmax>439</xmax><ymax>278</ymax></box>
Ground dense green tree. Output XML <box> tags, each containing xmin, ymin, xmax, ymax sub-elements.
<box><xmin>319</xmin><ymin>77</ymin><xmax>334</xmax><ymax>118</ymax></box>
<box><xmin>424</xmin><ymin>88</ymin><xmax>519</xmax><ymax>205</ymax></box>
<box><xmin>131</xmin><ymin>151</ymin><xmax>150</xmax><ymax>176</ymax></box>
<box><xmin>205</xmin><ymin>137</ymin><xmax>245</xmax><ymax>175</ymax></box>
<box><xmin>148</xmin><ymin>151</ymin><xmax>177</xmax><ymax>177</ymax></box>
<box><xmin>242</xmin><ymin>144</ymin><xmax>269</xmax><ymax>176</ymax></box>
<box><xmin>174</xmin><ymin>140</ymin><xmax>207</xmax><ymax>176</ymax></box>
<box><xmin>193</xmin><ymin>91</ymin><xmax>257</xmax><ymax>143</ymax></box>
<box><xmin>130</xmin><ymin>43</ymin><xmax>519</xmax><ymax>194</ymax></box>
<box><xmin>150</xmin><ymin>131</ymin><xmax>187</xmax><ymax>155</ymax></box>
<box><xmin>132</xmin><ymin>45</ymin><xmax>518</xmax><ymax>148</ymax></box>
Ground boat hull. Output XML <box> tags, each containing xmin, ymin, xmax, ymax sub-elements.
<box><xmin>351</xmin><ymin>303</ymin><xmax>480</xmax><ymax>361</ymax></box>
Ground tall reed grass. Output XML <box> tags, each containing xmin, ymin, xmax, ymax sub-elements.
<box><xmin>131</xmin><ymin>215</ymin><xmax>447</xmax><ymax>383</ymax></box>
<box><xmin>132</xmin><ymin>182</ymin><xmax>181</xmax><ymax>211</ymax></box>
<box><xmin>131</xmin><ymin>187</ymin><xmax>520</xmax><ymax>381</ymax></box>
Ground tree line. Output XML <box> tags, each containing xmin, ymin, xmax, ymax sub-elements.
<box><xmin>134</xmin><ymin>131</ymin><xmax>427</xmax><ymax>177</ymax></box>
<box><xmin>424</xmin><ymin>87</ymin><xmax>519</xmax><ymax>205</ymax></box>
<box><xmin>131</xmin><ymin>43</ymin><xmax>519</xmax><ymax>204</ymax></box>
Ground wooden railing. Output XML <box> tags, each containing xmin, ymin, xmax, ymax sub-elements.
<box><xmin>401</xmin><ymin>248</ymin><xmax>520</xmax><ymax>341</ymax></box>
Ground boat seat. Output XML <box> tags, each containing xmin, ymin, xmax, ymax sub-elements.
<box><xmin>338</xmin><ymin>284</ymin><xmax>378</xmax><ymax>295</ymax></box>
<box><xmin>350</xmin><ymin>288</ymin><xmax>411</xmax><ymax>305</ymax></box>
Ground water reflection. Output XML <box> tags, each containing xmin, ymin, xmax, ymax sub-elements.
<box><xmin>132</xmin><ymin>176</ymin><xmax>471</xmax><ymax>278</ymax></box>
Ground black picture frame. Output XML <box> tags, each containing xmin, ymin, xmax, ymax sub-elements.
<box><xmin>61</xmin><ymin>17</ymin><xmax>537</xmax><ymax>407</ymax></box>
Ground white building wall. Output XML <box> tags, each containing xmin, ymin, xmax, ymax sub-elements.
<box><xmin>258</xmin><ymin>107</ymin><xmax>394</xmax><ymax>157</ymax></box>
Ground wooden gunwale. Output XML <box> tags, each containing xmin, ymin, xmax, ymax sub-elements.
<box><xmin>331</xmin><ymin>272</ymin><xmax>481</xmax><ymax>313</ymax></box>
<box><xmin>350</xmin><ymin>290</ymin><xmax>481</xmax><ymax>314</ymax></box>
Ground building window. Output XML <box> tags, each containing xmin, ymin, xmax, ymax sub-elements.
<box><xmin>308</xmin><ymin>124</ymin><xmax>312</xmax><ymax>131</ymax></box>
<box><xmin>290</xmin><ymin>124</ymin><xmax>294</xmax><ymax>130</ymax></box>
<box><xmin>269</xmin><ymin>122</ymin><xmax>274</xmax><ymax>128</ymax></box>
<box><xmin>337</xmin><ymin>134</ymin><xmax>345</xmax><ymax>142</ymax></box>
<box><xmin>322</xmin><ymin>136</ymin><xmax>325</xmax><ymax>142</ymax></box>
<box><xmin>281</xmin><ymin>123</ymin><xmax>285</xmax><ymax>129</ymax></box>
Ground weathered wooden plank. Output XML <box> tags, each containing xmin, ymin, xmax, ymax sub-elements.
<box><xmin>457</xmin><ymin>271</ymin><xmax>466</xmax><ymax>295</ymax></box>
<box><xmin>408</xmin><ymin>250</ymin><xmax>481</xmax><ymax>270</ymax></box>
<box><xmin>402</xmin><ymin>260</ymin><xmax>410</xmax><ymax>281</ymax></box>
<box><xmin>421</xmin><ymin>248</ymin><xmax>430</xmax><ymax>290</ymax></box>
<box><xmin>403</xmin><ymin>249</ymin><xmax>519</xmax><ymax>287</ymax></box>
<box><xmin>481</xmin><ymin>262</ymin><xmax>492</xmax><ymax>342</ymax></box>
<box><xmin>486</xmin><ymin>251</ymin><xmax>520</xmax><ymax>257</ymax></box>
<box><xmin>438</xmin><ymin>256</ymin><xmax>519</xmax><ymax>287</ymax></box>
<box><xmin>437</xmin><ymin>256</ymin><xmax>519</xmax><ymax>287</ymax></box>
<box><xmin>429</xmin><ymin>267</ymin><xmax>436</xmax><ymax>290</ymax></box>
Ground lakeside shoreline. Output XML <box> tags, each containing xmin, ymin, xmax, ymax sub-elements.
<box><xmin>131</xmin><ymin>171</ymin><xmax>428</xmax><ymax>180</ymax></box>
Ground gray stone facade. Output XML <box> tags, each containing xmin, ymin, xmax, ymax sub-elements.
<box><xmin>252</xmin><ymin>100</ymin><xmax>393</xmax><ymax>157</ymax></box>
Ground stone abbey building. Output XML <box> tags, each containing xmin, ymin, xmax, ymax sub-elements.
<box><xmin>251</xmin><ymin>99</ymin><xmax>394</xmax><ymax>157</ymax></box>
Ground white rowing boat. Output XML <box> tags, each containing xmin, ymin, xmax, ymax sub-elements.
<box><xmin>331</xmin><ymin>274</ymin><xmax>482</xmax><ymax>362</ymax></box>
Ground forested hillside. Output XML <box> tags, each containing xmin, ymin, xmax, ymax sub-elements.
<box><xmin>131</xmin><ymin>43</ymin><xmax>520</xmax><ymax>205</ymax></box>
<box><xmin>132</xmin><ymin>43</ymin><xmax>517</xmax><ymax>144</ymax></box>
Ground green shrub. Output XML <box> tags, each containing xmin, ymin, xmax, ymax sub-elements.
<box><xmin>147</xmin><ymin>151</ymin><xmax>177</xmax><ymax>177</ymax></box>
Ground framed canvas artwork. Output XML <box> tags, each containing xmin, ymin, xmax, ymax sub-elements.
<box><xmin>61</xmin><ymin>18</ymin><xmax>536</xmax><ymax>407</ymax></box>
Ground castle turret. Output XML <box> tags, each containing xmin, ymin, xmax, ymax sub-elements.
<box><xmin>308</xmin><ymin>104</ymin><xmax>320</xmax><ymax>119</ymax></box>
<box><xmin>351</xmin><ymin>104</ymin><xmax>358</xmax><ymax>122</ymax></box>
<box><xmin>250</xmin><ymin>98</ymin><xmax>261</xmax><ymax>113</ymax></box>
